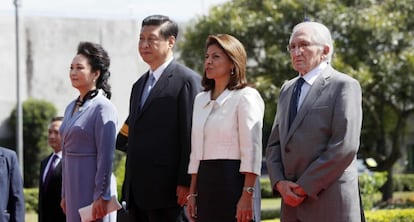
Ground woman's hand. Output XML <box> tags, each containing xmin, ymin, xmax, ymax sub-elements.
<box><xmin>60</xmin><ymin>198</ymin><xmax>66</xmax><ymax>214</ymax></box>
<box><xmin>92</xmin><ymin>197</ymin><xmax>109</xmax><ymax>220</ymax></box>
<box><xmin>236</xmin><ymin>192</ymin><xmax>253</xmax><ymax>222</ymax></box>
<box><xmin>186</xmin><ymin>194</ymin><xmax>197</xmax><ymax>222</ymax></box>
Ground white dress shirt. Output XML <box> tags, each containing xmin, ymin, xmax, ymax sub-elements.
<box><xmin>42</xmin><ymin>151</ymin><xmax>62</xmax><ymax>182</ymax></box>
<box><xmin>298</xmin><ymin>61</ymin><xmax>328</xmax><ymax>110</ymax></box>
<box><xmin>188</xmin><ymin>87</ymin><xmax>264</xmax><ymax>175</ymax></box>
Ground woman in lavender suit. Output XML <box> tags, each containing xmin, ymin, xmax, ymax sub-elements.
<box><xmin>59</xmin><ymin>42</ymin><xmax>118</xmax><ymax>222</ymax></box>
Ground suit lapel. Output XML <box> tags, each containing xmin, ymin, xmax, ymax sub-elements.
<box><xmin>287</xmin><ymin>67</ymin><xmax>332</xmax><ymax>139</ymax></box>
<box><xmin>279</xmin><ymin>79</ymin><xmax>297</xmax><ymax>143</ymax></box>
<box><xmin>139</xmin><ymin>62</ymin><xmax>175</xmax><ymax>112</ymax></box>
<box><xmin>134</xmin><ymin>71</ymin><xmax>150</xmax><ymax>117</ymax></box>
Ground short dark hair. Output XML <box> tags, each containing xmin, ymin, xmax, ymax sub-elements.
<box><xmin>51</xmin><ymin>116</ymin><xmax>63</xmax><ymax>122</ymax></box>
<box><xmin>141</xmin><ymin>15</ymin><xmax>178</xmax><ymax>40</ymax></box>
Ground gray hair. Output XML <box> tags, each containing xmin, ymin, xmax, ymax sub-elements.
<box><xmin>289</xmin><ymin>21</ymin><xmax>334</xmax><ymax>63</ymax></box>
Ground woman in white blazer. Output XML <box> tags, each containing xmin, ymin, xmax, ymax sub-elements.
<box><xmin>186</xmin><ymin>34</ymin><xmax>264</xmax><ymax>222</ymax></box>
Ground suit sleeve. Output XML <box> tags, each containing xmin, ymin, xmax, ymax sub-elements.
<box><xmin>94</xmin><ymin>102</ymin><xmax>118</xmax><ymax>201</ymax></box>
<box><xmin>266</xmin><ymin>85</ymin><xmax>287</xmax><ymax>195</ymax></box>
<box><xmin>116</xmin><ymin>118</ymin><xmax>129</xmax><ymax>152</ymax></box>
<box><xmin>177</xmin><ymin>74</ymin><xmax>201</xmax><ymax>186</ymax></box>
<box><xmin>8</xmin><ymin>151</ymin><xmax>25</xmax><ymax>222</ymax></box>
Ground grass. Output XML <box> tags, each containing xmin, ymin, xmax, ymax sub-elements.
<box><xmin>262</xmin><ymin>198</ymin><xmax>281</xmax><ymax>209</ymax></box>
<box><xmin>26</xmin><ymin>212</ymin><xmax>37</xmax><ymax>222</ymax></box>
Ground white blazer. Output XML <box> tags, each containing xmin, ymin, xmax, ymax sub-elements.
<box><xmin>188</xmin><ymin>87</ymin><xmax>264</xmax><ymax>175</ymax></box>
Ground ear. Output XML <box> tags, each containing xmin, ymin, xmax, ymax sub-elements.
<box><xmin>94</xmin><ymin>70</ymin><xmax>101</xmax><ymax>81</ymax></box>
<box><xmin>168</xmin><ymin>36</ymin><xmax>176</xmax><ymax>48</ymax></box>
<box><xmin>323</xmin><ymin>45</ymin><xmax>330</xmax><ymax>56</ymax></box>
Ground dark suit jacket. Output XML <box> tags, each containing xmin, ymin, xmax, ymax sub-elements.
<box><xmin>38</xmin><ymin>153</ymin><xmax>66</xmax><ymax>222</ymax></box>
<box><xmin>118</xmin><ymin>60</ymin><xmax>201</xmax><ymax>209</ymax></box>
<box><xmin>0</xmin><ymin>147</ymin><xmax>24</xmax><ymax>222</ymax></box>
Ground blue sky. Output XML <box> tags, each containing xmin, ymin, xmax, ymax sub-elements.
<box><xmin>0</xmin><ymin>0</ymin><xmax>229</xmax><ymax>21</ymax></box>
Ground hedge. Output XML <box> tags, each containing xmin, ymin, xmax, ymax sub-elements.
<box><xmin>365</xmin><ymin>208</ymin><xmax>414</xmax><ymax>222</ymax></box>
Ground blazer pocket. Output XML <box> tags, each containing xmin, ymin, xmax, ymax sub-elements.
<box><xmin>311</xmin><ymin>105</ymin><xmax>329</xmax><ymax>110</ymax></box>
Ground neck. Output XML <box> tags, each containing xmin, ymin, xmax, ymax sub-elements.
<box><xmin>149</xmin><ymin>54</ymin><xmax>173</xmax><ymax>71</ymax></box>
<box><xmin>211</xmin><ymin>83</ymin><xmax>227</xmax><ymax>100</ymax></box>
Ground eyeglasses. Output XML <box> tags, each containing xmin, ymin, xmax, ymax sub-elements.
<box><xmin>286</xmin><ymin>42</ymin><xmax>322</xmax><ymax>53</ymax></box>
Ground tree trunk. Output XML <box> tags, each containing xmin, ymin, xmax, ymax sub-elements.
<box><xmin>381</xmin><ymin>168</ymin><xmax>393</xmax><ymax>201</ymax></box>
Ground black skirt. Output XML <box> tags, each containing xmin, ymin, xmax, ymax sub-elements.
<box><xmin>196</xmin><ymin>159</ymin><xmax>246</xmax><ymax>222</ymax></box>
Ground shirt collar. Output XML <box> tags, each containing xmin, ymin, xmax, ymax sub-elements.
<box><xmin>53</xmin><ymin>151</ymin><xmax>62</xmax><ymax>159</ymax></box>
<box><xmin>301</xmin><ymin>62</ymin><xmax>328</xmax><ymax>85</ymax></box>
<box><xmin>202</xmin><ymin>89</ymin><xmax>233</xmax><ymax>107</ymax></box>
<box><xmin>150</xmin><ymin>57</ymin><xmax>174</xmax><ymax>81</ymax></box>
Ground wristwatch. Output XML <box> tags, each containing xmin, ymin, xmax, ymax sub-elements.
<box><xmin>243</xmin><ymin>186</ymin><xmax>255</xmax><ymax>195</ymax></box>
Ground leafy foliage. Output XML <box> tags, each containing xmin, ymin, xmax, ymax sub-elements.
<box><xmin>9</xmin><ymin>99</ymin><xmax>57</xmax><ymax>187</ymax></box>
<box><xmin>359</xmin><ymin>172</ymin><xmax>387</xmax><ymax>210</ymax></box>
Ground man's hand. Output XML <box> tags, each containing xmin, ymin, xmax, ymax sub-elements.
<box><xmin>276</xmin><ymin>180</ymin><xmax>306</xmax><ymax>207</ymax></box>
<box><xmin>176</xmin><ymin>185</ymin><xmax>190</xmax><ymax>206</ymax></box>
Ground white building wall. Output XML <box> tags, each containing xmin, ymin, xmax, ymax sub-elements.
<box><xmin>0</xmin><ymin>15</ymin><xmax>149</xmax><ymax>139</ymax></box>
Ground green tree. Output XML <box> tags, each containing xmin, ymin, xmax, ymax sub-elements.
<box><xmin>179</xmin><ymin>0</ymin><xmax>414</xmax><ymax>201</ymax></box>
<box><xmin>9</xmin><ymin>99</ymin><xmax>57</xmax><ymax>187</ymax></box>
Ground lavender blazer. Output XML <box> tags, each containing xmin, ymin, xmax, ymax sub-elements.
<box><xmin>60</xmin><ymin>91</ymin><xmax>118</xmax><ymax>222</ymax></box>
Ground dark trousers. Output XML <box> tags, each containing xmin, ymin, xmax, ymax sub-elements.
<box><xmin>128</xmin><ymin>205</ymin><xmax>183</xmax><ymax>222</ymax></box>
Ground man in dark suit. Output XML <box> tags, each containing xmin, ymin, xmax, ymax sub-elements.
<box><xmin>0</xmin><ymin>147</ymin><xmax>24</xmax><ymax>222</ymax></box>
<box><xmin>266</xmin><ymin>21</ymin><xmax>364</xmax><ymax>221</ymax></box>
<box><xmin>116</xmin><ymin>14</ymin><xmax>201</xmax><ymax>222</ymax></box>
<box><xmin>38</xmin><ymin>116</ymin><xmax>66</xmax><ymax>222</ymax></box>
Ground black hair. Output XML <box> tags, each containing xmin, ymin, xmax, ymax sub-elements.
<box><xmin>141</xmin><ymin>15</ymin><xmax>179</xmax><ymax>40</ymax></box>
<box><xmin>77</xmin><ymin>42</ymin><xmax>112</xmax><ymax>99</ymax></box>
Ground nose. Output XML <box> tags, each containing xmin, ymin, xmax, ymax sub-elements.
<box><xmin>139</xmin><ymin>40</ymin><xmax>151</xmax><ymax>48</ymax></box>
<box><xmin>291</xmin><ymin>47</ymin><xmax>303</xmax><ymax>55</ymax></box>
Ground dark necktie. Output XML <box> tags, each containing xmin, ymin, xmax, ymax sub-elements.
<box><xmin>44</xmin><ymin>154</ymin><xmax>58</xmax><ymax>190</ymax></box>
<box><xmin>289</xmin><ymin>77</ymin><xmax>305</xmax><ymax>128</ymax></box>
<box><xmin>140</xmin><ymin>73</ymin><xmax>155</xmax><ymax>108</ymax></box>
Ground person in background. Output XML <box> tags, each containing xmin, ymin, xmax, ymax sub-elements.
<box><xmin>116</xmin><ymin>14</ymin><xmax>201</xmax><ymax>222</ymax></box>
<box><xmin>60</xmin><ymin>41</ymin><xmax>118</xmax><ymax>222</ymax></box>
<box><xmin>0</xmin><ymin>146</ymin><xmax>24</xmax><ymax>222</ymax></box>
<box><xmin>186</xmin><ymin>34</ymin><xmax>264</xmax><ymax>222</ymax></box>
<box><xmin>38</xmin><ymin>116</ymin><xmax>66</xmax><ymax>222</ymax></box>
<box><xmin>265</xmin><ymin>21</ymin><xmax>364</xmax><ymax>221</ymax></box>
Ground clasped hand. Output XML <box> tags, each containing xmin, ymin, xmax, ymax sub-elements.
<box><xmin>276</xmin><ymin>180</ymin><xmax>306</xmax><ymax>207</ymax></box>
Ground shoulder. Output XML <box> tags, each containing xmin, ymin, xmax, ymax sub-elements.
<box><xmin>170</xmin><ymin>61</ymin><xmax>201</xmax><ymax>79</ymax></box>
<box><xmin>0</xmin><ymin>147</ymin><xmax>18</xmax><ymax>167</ymax></box>
<box><xmin>325</xmin><ymin>66</ymin><xmax>360</xmax><ymax>84</ymax></box>
<box><xmin>91</xmin><ymin>94</ymin><xmax>118</xmax><ymax>118</ymax></box>
<box><xmin>95</xmin><ymin>93</ymin><xmax>116</xmax><ymax>108</ymax></box>
<box><xmin>0</xmin><ymin>147</ymin><xmax>16</xmax><ymax>158</ymax></box>
<box><xmin>235</xmin><ymin>87</ymin><xmax>263</xmax><ymax>101</ymax></box>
